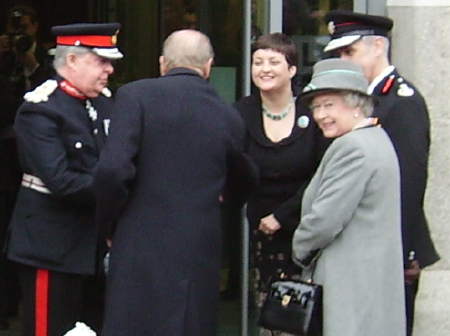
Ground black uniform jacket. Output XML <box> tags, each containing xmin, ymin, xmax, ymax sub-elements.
<box><xmin>372</xmin><ymin>69</ymin><xmax>439</xmax><ymax>267</ymax></box>
<box><xmin>6</xmin><ymin>75</ymin><xmax>112</xmax><ymax>275</ymax></box>
<box><xmin>95</xmin><ymin>68</ymin><xmax>257</xmax><ymax>336</ymax></box>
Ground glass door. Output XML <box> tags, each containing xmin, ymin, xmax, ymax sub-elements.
<box><xmin>282</xmin><ymin>0</ymin><xmax>354</xmax><ymax>86</ymax></box>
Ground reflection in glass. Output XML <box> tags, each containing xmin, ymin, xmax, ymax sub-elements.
<box><xmin>283</xmin><ymin>0</ymin><xmax>353</xmax><ymax>87</ymax></box>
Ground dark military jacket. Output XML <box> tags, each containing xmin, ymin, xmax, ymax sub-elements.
<box><xmin>372</xmin><ymin>68</ymin><xmax>439</xmax><ymax>268</ymax></box>
<box><xmin>6</xmin><ymin>75</ymin><xmax>112</xmax><ymax>275</ymax></box>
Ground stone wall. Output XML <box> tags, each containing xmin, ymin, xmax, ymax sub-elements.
<box><xmin>387</xmin><ymin>1</ymin><xmax>450</xmax><ymax>335</ymax></box>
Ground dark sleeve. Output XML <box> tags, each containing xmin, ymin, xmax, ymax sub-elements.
<box><xmin>272</xmin><ymin>181</ymin><xmax>308</xmax><ymax>233</ymax></box>
<box><xmin>223</xmin><ymin>107</ymin><xmax>259</xmax><ymax>206</ymax></box>
<box><xmin>15</xmin><ymin>107</ymin><xmax>94</xmax><ymax>205</ymax></box>
<box><xmin>273</xmin><ymin>119</ymin><xmax>330</xmax><ymax>232</ymax></box>
<box><xmin>94</xmin><ymin>86</ymin><xmax>143</xmax><ymax>238</ymax></box>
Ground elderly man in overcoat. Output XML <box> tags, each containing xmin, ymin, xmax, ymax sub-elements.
<box><xmin>95</xmin><ymin>29</ymin><xmax>257</xmax><ymax>336</ymax></box>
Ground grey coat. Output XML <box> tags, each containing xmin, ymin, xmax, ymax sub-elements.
<box><xmin>292</xmin><ymin>126</ymin><xmax>406</xmax><ymax>336</ymax></box>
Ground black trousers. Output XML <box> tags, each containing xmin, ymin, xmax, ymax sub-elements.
<box><xmin>405</xmin><ymin>278</ymin><xmax>419</xmax><ymax>336</ymax></box>
<box><xmin>16</xmin><ymin>264</ymin><xmax>105</xmax><ymax>336</ymax></box>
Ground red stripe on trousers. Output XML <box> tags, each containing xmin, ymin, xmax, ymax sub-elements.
<box><xmin>35</xmin><ymin>269</ymin><xmax>49</xmax><ymax>336</ymax></box>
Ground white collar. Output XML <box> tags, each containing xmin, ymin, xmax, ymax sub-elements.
<box><xmin>367</xmin><ymin>65</ymin><xmax>395</xmax><ymax>94</ymax></box>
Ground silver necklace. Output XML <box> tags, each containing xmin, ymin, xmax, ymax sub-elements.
<box><xmin>262</xmin><ymin>98</ymin><xmax>295</xmax><ymax>121</ymax></box>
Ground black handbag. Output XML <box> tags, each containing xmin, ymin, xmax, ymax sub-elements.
<box><xmin>259</xmin><ymin>278</ymin><xmax>323</xmax><ymax>336</ymax></box>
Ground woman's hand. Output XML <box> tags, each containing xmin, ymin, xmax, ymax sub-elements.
<box><xmin>259</xmin><ymin>214</ymin><xmax>281</xmax><ymax>235</ymax></box>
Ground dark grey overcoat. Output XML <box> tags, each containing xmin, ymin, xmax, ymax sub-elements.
<box><xmin>95</xmin><ymin>68</ymin><xmax>257</xmax><ymax>336</ymax></box>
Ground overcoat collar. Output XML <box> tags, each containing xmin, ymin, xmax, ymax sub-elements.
<box><xmin>164</xmin><ymin>67</ymin><xmax>204</xmax><ymax>79</ymax></box>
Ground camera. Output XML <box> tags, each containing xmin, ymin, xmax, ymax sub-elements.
<box><xmin>8</xmin><ymin>9</ymin><xmax>34</xmax><ymax>54</ymax></box>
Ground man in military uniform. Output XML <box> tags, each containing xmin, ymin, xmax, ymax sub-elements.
<box><xmin>324</xmin><ymin>10</ymin><xmax>439</xmax><ymax>336</ymax></box>
<box><xmin>6</xmin><ymin>22</ymin><xmax>123</xmax><ymax>336</ymax></box>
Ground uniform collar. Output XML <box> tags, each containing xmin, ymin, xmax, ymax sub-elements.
<box><xmin>54</xmin><ymin>74</ymin><xmax>87</xmax><ymax>100</ymax></box>
<box><xmin>59</xmin><ymin>80</ymin><xmax>87</xmax><ymax>100</ymax></box>
<box><xmin>367</xmin><ymin>65</ymin><xmax>395</xmax><ymax>94</ymax></box>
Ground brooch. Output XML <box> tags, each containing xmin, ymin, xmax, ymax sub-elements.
<box><xmin>297</xmin><ymin>115</ymin><xmax>310</xmax><ymax>128</ymax></box>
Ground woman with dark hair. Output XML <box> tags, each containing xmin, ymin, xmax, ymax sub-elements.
<box><xmin>234</xmin><ymin>33</ymin><xmax>327</xmax><ymax>335</ymax></box>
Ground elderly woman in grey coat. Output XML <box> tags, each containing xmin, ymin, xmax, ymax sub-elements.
<box><xmin>292</xmin><ymin>59</ymin><xmax>406</xmax><ymax>336</ymax></box>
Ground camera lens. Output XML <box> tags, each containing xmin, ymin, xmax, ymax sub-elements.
<box><xmin>14</xmin><ymin>34</ymin><xmax>33</xmax><ymax>53</ymax></box>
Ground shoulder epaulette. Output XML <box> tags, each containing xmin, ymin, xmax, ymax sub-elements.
<box><xmin>23</xmin><ymin>79</ymin><xmax>58</xmax><ymax>103</ymax></box>
<box><xmin>396</xmin><ymin>78</ymin><xmax>414</xmax><ymax>97</ymax></box>
<box><xmin>101</xmin><ymin>87</ymin><xmax>112</xmax><ymax>97</ymax></box>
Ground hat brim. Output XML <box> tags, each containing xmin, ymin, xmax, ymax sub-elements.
<box><xmin>300</xmin><ymin>88</ymin><xmax>377</xmax><ymax>113</ymax></box>
<box><xmin>324</xmin><ymin>35</ymin><xmax>361</xmax><ymax>53</ymax></box>
<box><xmin>92</xmin><ymin>47</ymin><xmax>123</xmax><ymax>60</ymax></box>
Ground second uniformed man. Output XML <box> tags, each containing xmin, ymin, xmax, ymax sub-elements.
<box><xmin>324</xmin><ymin>10</ymin><xmax>439</xmax><ymax>336</ymax></box>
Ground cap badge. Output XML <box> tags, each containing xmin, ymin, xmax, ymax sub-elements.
<box><xmin>111</xmin><ymin>34</ymin><xmax>117</xmax><ymax>46</ymax></box>
<box><xmin>328</xmin><ymin>21</ymin><xmax>336</xmax><ymax>35</ymax></box>
<box><xmin>397</xmin><ymin>83</ymin><xmax>414</xmax><ymax>97</ymax></box>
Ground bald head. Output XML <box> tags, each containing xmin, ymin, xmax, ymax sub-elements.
<box><xmin>159</xmin><ymin>29</ymin><xmax>214</xmax><ymax>78</ymax></box>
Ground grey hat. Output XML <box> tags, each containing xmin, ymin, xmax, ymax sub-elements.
<box><xmin>301</xmin><ymin>58</ymin><xmax>370</xmax><ymax>102</ymax></box>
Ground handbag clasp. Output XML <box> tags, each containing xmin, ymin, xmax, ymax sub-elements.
<box><xmin>281</xmin><ymin>294</ymin><xmax>291</xmax><ymax>307</ymax></box>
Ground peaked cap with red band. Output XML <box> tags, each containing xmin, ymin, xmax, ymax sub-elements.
<box><xmin>324</xmin><ymin>10</ymin><xmax>393</xmax><ymax>53</ymax></box>
<box><xmin>51</xmin><ymin>22</ymin><xmax>123</xmax><ymax>59</ymax></box>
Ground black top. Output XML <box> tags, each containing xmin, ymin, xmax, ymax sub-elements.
<box><xmin>372</xmin><ymin>69</ymin><xmax>439</xmax><ymax>268</ymax></box>
<box><xmin>235</xmin><ymin>93</ymin><xmax>329</xmax><ymax>287</ymax></box>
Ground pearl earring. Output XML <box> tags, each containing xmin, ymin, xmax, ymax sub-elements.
<box><xmin>353</xmin><ymin>113</ymin><xmax>359</xmax><ymax>118</ymax></box>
